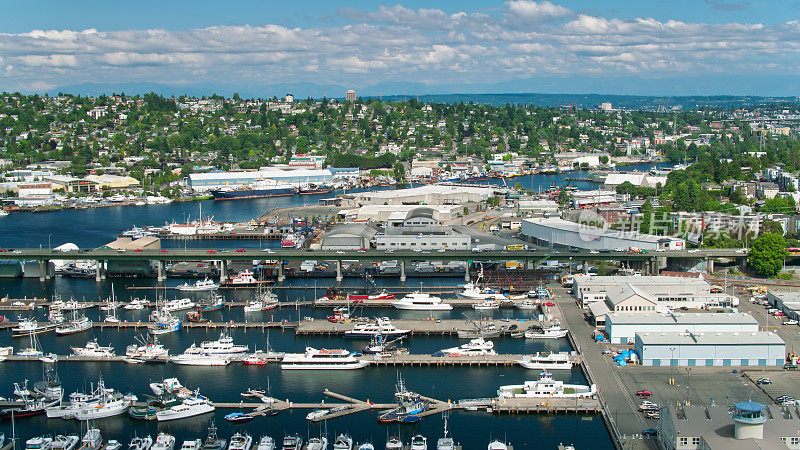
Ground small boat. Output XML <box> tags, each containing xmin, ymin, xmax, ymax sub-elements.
<box><xmin>524</xmin><ymin>322</ymin><xmax>568</xmax><ymax>339</ymax></box>
<box><xmin>124</xmin><ymin>298</ymin><xmax>151</xmax><ymax>310</ymax></box>
<box><xmin>255</xmin><ymin>437</ymin><xmax>275</xmax><ymax>450</ymax></box>
<box><xmin>332</xmin><ymin>435</ymin><xmax>352</xmax><ymax>450</ymax></box>
<box><xmin>51</xmin><ymin>435</ymin><xmax>80</xmax><ymax>450</ymax></box>
<box><xmin>385</xmin><ymin>438</ymin><xmax>402</xmax><ymax>450</ymax></box>
<box><xmin>487</xmin><ymin>442</ymin><xmax>509</xmax><ymax>450</ymax></box>
<box><xmin>180</xmin><ymin>441</ymin><xmax>201</xmax><ymax>450</ymax></box>
<box><xmin>106</xmin><ymin>441</ymin><xmax>123</xmax><ymax>450</ymax></box>
<box><xmin>152</xmin><ymin>433</ymin><xmax>176</xmax><ymax>450</ymax></box>
<box><xmin>149</xmin><ymin>378</ymin><xmax>184</xmax><ymax>396</ymax></box>
<box><xmin>435</xmin><ymin>337</ymin><xmax>495</xmax><ymax>356</ymax></box>
<box><xmin>201</xmin><ymin>422</ymin><xmax>226</xmax><ymax>450</ymax></box>
<box><xmin>279</xmin><ymin>436</ymin><xmax>301</xmax><ymax>450</ymax></box>
<box><xmin>305</xmin><ymin>405</ymin><xmax>348</xmax><ymax>421</ymax></box>
<box><xmin>163</xmin><ymin>298</ymin><xmax>196</xmax><ymax>312</ymax></box>
<box><xmin>70</xmin><ymin>339</ymin><xmax>115</xmax><ymax>358</ymax></box>
<box><xmin>78</xmin><ymin>428</ymin><xmax>102</xmax><ymax>450</ymax></box>
<box><xmin>228</xmin><ymin>433</ymin><xmax>253</xmax><ymax>450</ymax></box>
<box><xmin>410</xmin><ymin>436</ymin><xmax>427</xmax><ymax>450</ymax></box>
<box><xmin>517</xmin><ymin>352</ymin><xmax>575</xmax><ymax>370</ymax></box>
<box><xmin>26</xmin><ymin>437</ymin><xmax>53</xmax><ymax>450</ymax></box>
<box><xmin>224</xmin><ymin>411</ymin><xmax>255</xmax><ymax>423</ymax></box>
<box><xmin>129</xmin><ymin>435</ymin><xmax>154</xmax><ymax>450</ymax></box>
<box><xmin>155</xmin><ymin>392</ymin><xmax>215</xmax><ymax>421</ymax></box>
<box><xmin>356</xmin><ymin>444</ymin><xmax>373</xmax><ymax>450</ymax></box>
<box><xmin>176</xmin><ymin>278</ymin><xmax>219</xmax><ymax>292</ymax></box>
<box><xmin>305</xmin><ymin>438</ymin><xmax>326</xmax><ymax>450</ymax></box>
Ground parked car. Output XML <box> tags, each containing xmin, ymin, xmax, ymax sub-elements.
<box><xmin>643</xmin><ymin>428</ymin><xmax>658</xmax><ymax>437</ymax></box>
<box><xmin>784</xmin><ymin>320</ymin><xmax>798</xmax><ymax>326</ymax></box>
<box><xmin>636</xmin><ymin>390</ymin><xmax>653</xmax><ymax>397</ymax></box>
<box><xmin>756</xmin><ymin>377</ymin><xmax>772</xmax><ymax>385</ymax></box>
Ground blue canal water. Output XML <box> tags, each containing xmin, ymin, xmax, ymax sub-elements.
<box><xmin>0</xmin><ymin>168</ymin><xmax>683</xmax><ymax>448</ymax></box>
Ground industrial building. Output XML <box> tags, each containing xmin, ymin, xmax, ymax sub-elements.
<box><xmin>574</xmin><ymin>275</ymin><xmax>736</xmax><ymax>308</ymax></box>
<box><xmin>340</xmin><ymin>204</ymin><xmax>464</xmax><ymax>223</ymax></box>
<box><xmin>339</xmin><ymin>184</ymin><xmax>496</xmax><ymax>207</ymax></box>
<box><xmin>320</xmin><ymin>224</ymin><xmax>378</xmax><ymax>251</ymax></box>
<box><xmin>374</xmin><ymin>207</ymin><xmax>471</xmax><ymax>251</ymax></box>
<box><xmin>767</xmin><ymin>291</ymin><xmax>800</xmax><ymax>320</ymax></box>
<box><xmin>517</xmin><ymin>199</ymin><xmax>559</xmax><ymax>216</ymax></box>
<box><xmin>658</xmin><ymin>402</ymin><xmax>800</xmax><ymax>450</ymax></box>
<box><xmin>603</xmin><ymin>172</ymin><xmax>667</xmax><ymax>190</ymax></box>
<box><xmin>188</xmin><ymin>168</ymin><xmax>334</xmax><ymax>191</ymax></box>
<box><xmin>605</xmin><ymin>312</ymin><xmax>759</xmax><ymax>344</ymax></box>
<box><xmin>570</xmin><ymin>190</ymin><xmax>623</xmax><ymax>207</ymax></box>
<box><xmin>634</xmin><ymin>331</ymin><xmax>785</xmax><ymax>367</ymax></box>
<box><xmin>520</xmin><ymin>217</ymin><xmax>685</xmax><ymax>251</ymax></box>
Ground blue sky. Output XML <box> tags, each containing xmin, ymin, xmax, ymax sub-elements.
<box><xmin>1</xmin><ymin>0</ymin><xmax>799</xmax><ymax>96</ymax></box>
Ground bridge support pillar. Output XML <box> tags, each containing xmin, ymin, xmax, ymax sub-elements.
<box><xmin>336</xmin><ymin>260</ymin><xmax>343</xmax><ymax>283</ymax></box>
<box><xmin>219</xmin><ymin>260</ymin><xmax>227</xmax><ymax>284</ymax></box>
<box><xmin>277</xmin><ymin>261</ymin><xmax>285</xmax><ymax>284</ymax></box>
<box><xmin>582</xmin><ymin>260</ymin><xmax>588</xmax><ymax>274</ymax></box>
<box><xmin>156</xmin><ymin>260</ymin><xmax>166</xmax><ymax>283</ymax></box>
<box><xmin>38</xmin><ymin>260</ymin><xmax>46</xmax><ymax>282</ymax></box>
<box><xmin>400</xmin><ymin>260</ymin><xmax>406</xmax><ymax>283</ymax></box>
<box><xmin>706</xmin><ymin>258</ymin><xmax>714</xmax><ymax>274</ymax></box>
<box><xmin>95</xmin><ymin>261</ymin><xmax>105</xmax><ymax>282</ymax></box>
<box><xmin>464</xmin><ymin>263</ymin><xmax>470</xmax><ymax>283</ymax></box>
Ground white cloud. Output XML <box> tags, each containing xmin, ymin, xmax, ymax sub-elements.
<box><xmin>505</xmin><ymin>1</ymin><xmax>573</xmax><ymax>24</ymax></box>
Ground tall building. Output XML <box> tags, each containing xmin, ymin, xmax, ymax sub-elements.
<box><xmin>285</xmin><ymin>93</ymin><xmax>294</xmax><ymax>103</ymax></box>
<box><xmin>345</xmin><ymin>90</ymin><xmax>357</xmax><ymax>102</ymax></box>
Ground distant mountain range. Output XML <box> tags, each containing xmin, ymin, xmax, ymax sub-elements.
<box><xmin>43</xmin><ymin>74</ymin><xmax>800</xmax><ymax>109</ymax></box>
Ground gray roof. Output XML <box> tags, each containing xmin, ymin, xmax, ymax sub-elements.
<box><xmin>769</xmin><ymin>291</ymin><xmax>800</xmax><ymax>302</ymax></box>
<box><xmin>636</xmin><ymin>331</ymin><xmax>785</xmax><ymax>346</ymax></box>
<box><xmin>608</xmin><ymin>312</ymin><xmax>758</xmax><ymax>326</ymax></box>
<box><xmin>606</xmin><ymin>283</ymin><xmax>656</xmax><ymax>306</ymax></box>
<box><xmin>326</xmin><ymin>224</ymin><xmax>378</xmax><ymax>239</ymax></box>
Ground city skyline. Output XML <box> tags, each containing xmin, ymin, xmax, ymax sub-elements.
<box><xmin>1</xmin><ymin>0</ymin><xmax>800</xmax><ymax>97</ymax></box>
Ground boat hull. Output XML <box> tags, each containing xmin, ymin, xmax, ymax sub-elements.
<box><xmin>210</xmin><ymin>188</ymin><xmax>295</xmax><ymax>200</ymax></box>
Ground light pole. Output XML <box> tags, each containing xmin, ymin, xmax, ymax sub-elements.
<box><xmin>48</xmin><ymin>234</ymin><xmax>52</xmax><ymax>250</ymax></box>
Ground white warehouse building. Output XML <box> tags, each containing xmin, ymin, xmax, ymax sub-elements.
<box><xmin>189</xmin><ymin>169</ymin><xmax>333</xmax><ymax>192</ymax></box>
<box><xmin>520</xmin><ymin>217</ymin><xmax>685</xmax><ymax>251</ymax></box>
<box><xmin>606</xmin><ymin>312</ymin><xmax>759</xmax><ymax>344</ymax></box>
<box><xmin>635</xmin><ymin>331</ymin><xmax>786</xmax><ymax>367</ymax></box>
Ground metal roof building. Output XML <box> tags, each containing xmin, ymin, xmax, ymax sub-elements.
<box><xmin>188</xmin><ymin>169</ymin><xmax>333</xmax><ymax>191</ymax></box>
<box><xmin>520</xmin><ymin>217</ymin><xmax>685</xmax><ymax>251</ymax></box>
<box><xmin>606</xmin><ymin>312</ymin><xmax>759</xmax><ymax>344</ymax></box>
<box><xmin>635</xmin><ymin>331</ymin><xmax>785</xmax><ymax>367</ymax></box>
<box><xmin>320</xmin><ymin>224</ymin><xmax>378</xmax><ymax>250</ymax></box>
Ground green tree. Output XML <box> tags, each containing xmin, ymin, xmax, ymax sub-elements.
<box><xmin>748</xmin><ymin>232</ymin><xmax>788</xmax><ymax>278</ymax></box>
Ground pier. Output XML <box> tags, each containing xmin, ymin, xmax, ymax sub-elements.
<box><xmin>294</xmin><ymin>318</ymin><xmax>535</xmax><ymax>336</ymax></box>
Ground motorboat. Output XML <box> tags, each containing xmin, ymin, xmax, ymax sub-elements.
<box><xmin>391</xmin><ymin>292</ymin><xmax>452</xmax><ymax>311</ymax></box>
<box><xmin>487</xmin><ymin>441</ymin><xmax>509</xmax><ymax>450</ymax></box>
<box><xmin>78</xmin><ymin>428</ymin><xmax>102</xmax><ymax>450</ymax></box>
<box><xmin>171</xmin><ymin>352</ymin><xmax>231</xmax><ymax>366</ymax></box>
<box><xmin>152</xmin><ymin>434</ymin><xmax>176</xmax><ymax>450</ymax></box>
<box><xmin>149</xmin><ymin>378</ymin><xmax>185</xmax><ymax>397</ymax></box>
<box><xmin>281</xmin><ymin>347</ymin><xmax>369</xmax><ymax>370</ymax></box>
<box><xmin>436</xmin><ymin>414</ymin><xmax>455</xmax><ymax>450</ymax></box>
<box><xmin>156</xmin><ymin>392</ymin><xmax>215</xmax><ymax>421</ymax></box>
<box><xmin>385</xmin><ymin>438</ymin><xmax>402</xmax><ymax>450</ymax></box>
<box><xmin>304</xmin><ymin>437</ymin><xmax>326</xmax><ymax>450</ymax></box>
<box><xmin>124</xmin><ymin>298</ymin><xmax>151</xmax><ymax>310</ymax></box>
<box><xmin>70</xmin><ymin>339</ymin><xmax>115</xmax><ymax>358</ymax></box>
<box><xmin>55</xmin><ymin>315</ymin><xmax>92</xmax><ymax>335</ymax></box>
<box><xmin>496</xmin><ymin>370</ymin><xmax>597</xmax><ymax>400</ymax></box>
<box><xmin>457</xmin><ymin>283</ymin><xmax>507</xmax><ymax>301</ymax></box>
<box><xmin>224</xmin><ymin>270</ymin><xmax>259</xmax><ymax>287</ymax></box>
<box><xmin>516</xmin><ymin>300</ymin><xmax>538</xmax><ymax>310</ymax></box>
<box><xmin>163</xmin><ymin>298</ymin><xmax>196</xmax><ymax>312</ymax></box>
<box><xmin>51</xmin><ymin>435</ymin><xmax>79</xmax><ymax>450</ymax></box>
<box><xmin>255</xmin><ymin>437</ymin><xmax>275</xmax><ymax>450</ymax></box>
<box><xmin>201</xmin><ymin>422</ymin><xmax>226</xmax><ymax>450</ymax></box>
<box><xmin>49</xmin><ymin>308</ymin><xmax>66</xmax><ymax>324</ymax></box>
<box><xmin>332</xmin><ymin>435</ymin><xmax>352</xmax><ymax>450</ymax></box>
<box><xmin>129</xmin><ymin>436</ymin><xmax>153</xmax><ymax>450</ymax></box>
<box><xmin>517</xmin><ymin>352</ymin><xmax>575</xmax><ymax>370</ymax></box>
<box><xmin>356</xmin><ymin>444</ymin><xmax>373</xmax><ymax>450</ymax></box>
<box><xmin>126</xmin><ymin>335</ymin><xmax>170</xmax><ymax>362</ymax></box>
<box><xmin>224</xmin><ymin>411</ymin><xmax>255</xmax><ymax>423</ymax></box>
<box><xmin>279</xmin><ymin>436</ymin><xmax>301</xmax><ymax>450</ymax></box>
<box><xmin>524</xmin><ymin>322</ymin><xmax>568</xmax><ymax>339</ymax></box>
<box><xmin>25</xmin><ymin>437</ymin><xmax>52</xmax><ymax>450</ymax></box>
<box><xmin>228</xmin><ymin>433</ymin><xmax>253</xmax><ymax>450</ymax></box>
<box><xmin>106</xmin><ymin>441</ymin><xmax>122</xmax><ymax>450</ymax></box>
<box><xmin>72</xmin><ymin>378</ymin><xmax>137</xmax><ymax>420</ymax></box>
<box><xmin>344</xmin><ymin>317</ymin><xmax>410</xmax><ymax>339</ymax></box>
<box><xmin>410</xmin><ymin>436</ymin><xmax>427</xmax><ymax>450</ymax></box>
<box><xmin>12</xmin><ymin>318</ymin><xmax>54</xmax><ymax>337</ymax></box>
<box><xmin>435</xmin><ymin>337</ymin><xmax>496</xmax><ymax>356</ymax></box>
<box><xmin>472</xmin><ymin>300</ymin><xmax>500</xmax><ymax>310</ymax></box>
<box><xmin>305</xmin><ymin>405</ymin><xmax>348</xmax><ymax>421</ymax></box>
<box><xmin>180</xmin><ymin>441</ymin><xmax>201</xmax><ymax>450</ymax></box>
<box><xmin>347</xmin><ymin>290</ymin><xmax>395</xmax><ymax>300</ymax></box>
<box><xmin>176</xmin><ymin>278</ymin><xmax>219</xmax><ymax>292</ymax></box>
<box><xmin>61</xmin><ymin>301</ymin><xmax>91</xmax><ymax>312</ymax></box>
<box><xmin>148</xmin><ymin>308</ymin><xmax>182</xmax><ymax>335</ymax></box>
<box><xmin>197</xmin><ymin>332</ymin><xmax>249</xmax><ymax>354</ymax></box>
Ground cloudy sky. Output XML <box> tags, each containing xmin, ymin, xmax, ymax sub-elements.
<box><xmin>2</xmin><ymin>0</ymin><xmax>799</xmax><ymax>96</ymax></box>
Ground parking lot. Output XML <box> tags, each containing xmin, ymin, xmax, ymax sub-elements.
<box><xmin>742</xmin><ymin>369</ymin><xmax>800</xmax><ymax>404</ymax></box>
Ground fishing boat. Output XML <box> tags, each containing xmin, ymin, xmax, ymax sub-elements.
<box><xmin>472</xmin><ymin>300</ymin><xmax>500</xmax><ymax>310</ymax></box>
<box><xmin>55</xmin><ymin>314</ymin><xmax>91</xmax><ymax>335</ymax></box>
<box><xmin>198</xmin><ymin>331</ymin><xmax>249</xmax><ymax>354</ymax></box>
<box><xmin>343</xmin><ymin>317</ymin><xmax>410</xmax><ymax>339</ymax></box>
<box><xmin>186</xmin><ymin>311</ymin><xmax>209</xmax><ymax>324</ymax></box>
<box><xmin>496</xmin><ymin>370</ymin><xmax>597</xmax><ymax>400</ymax></box>
<box><xmin>434</xmin><ymin>337</ymin><xmax>496</xmax><ymax>356</ymax></box>
<box><xmin>524</xmin><ymin>322</ymin><xmax>568</xmax><ymax>339</ymax></box>
<box><xmin>71</xmin><ymin>339</ymin><xmax>115</xmax><ymax>358</ymax></box>
<box><xmin>457</xmin><ymin>282</ymin><xmax>507</xmax><ymax>301</ymax></box>
<box><xmin>18</xmin><ymin>333</ymin><xmax>44</xmax><ymax>357</ymax></box>
<box><xmin>517</xmin><ymin>352</ymin><xmax>575</xmax><ymax>370</ymax></box>
<box><xmin>33</xmin><ymin>365</ymin><xmax>63</xmax><ymax>401</ymax></box>
<box><xmin>148</xmin><ymin>308</ymin><xmax>182</xmax><ymax>336</ymax></box>
<box><xmin>201</xmin><ymin>422</ymin><xmax>226</xmax><ymax>450</ymax></box>
<box><xmin>176</xmin><ymin>278</ymin><xmax>219</xmax><ymax>292</ymax></box>
<box><xmin>361</xmin><ymin>335</ymin><xmax>407</xmax><ymax>356</ymax></box>
<box><xmin>199</xmin><ymin>294</ymin><xmax>225</xmax><ymax>312</ymax></box>
<box><xmin>73</xmin><ymin>385</ymin><xmax>137</xmax><ymax>420</ymax></box>
<box><xmin>0</xmin><ymin>396</ymin><xmax>56</xmax><ymax>419</ymax></box>
<box><xmin>391</xmin><ymin>292</ymin><xmax>452</xmax><ymax>311</ymax></box>
<box><xmin>78</xmin><ymin>428</ymin><xmax>102</xmax><ymax>450</ymax></box>
<box><xmin>228</xmin><ymin>433</ymin><xmax>253</xmax><ymax>450</ymax></box>
<box><xmin>61</xmin><ymin>300</ymin><xmax>92</xmax><ymax>312</ymax></box>
<box><xmin>377</xmin><ymin>376</ymin><xmax>428</xmax><ymax>423</ymax></box>
<box><xmin>281</xmin><ymin>347</ymin><xmax>368</xmax><ymax>370</ymax></box>
<box><xmin>126</xmin><ymin>335</ymin><xmax>170</xmax><ymax>362</ymax></box>
<box><xmin>156</xmin><ymin>391</ymin><xmax>215</xmax><ymax>421</ymax></box>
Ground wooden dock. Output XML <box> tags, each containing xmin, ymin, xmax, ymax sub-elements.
<box><xmin>295</xmin><ymin>318</ymin><xmax>536</xmax><ymax>336</ymax></box>
<box><xmin>489</xmin><ymin>397</ymin><xmax>601</xmax><ymax>414</ymax></box>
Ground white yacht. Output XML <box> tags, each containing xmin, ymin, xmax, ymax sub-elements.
<box><xmin>516</xmin><ymin>300</ymin><xmax>538</xmax><ymax>310</ymax></box>
<box><xmin>26</xmin><ymin>437</ymin><xmax>53</xmax><ymax>450</ymax></box>
<box><xmin>281</xmin><ymin>347</ymin><xmax>369</xmax><ymax>370</ymax></box>
<box><xmin>436</xmin><ymin>415</ymin><xmax>454</xmax><ymax>450</ymax></box>
<box><xmin>457</xmin><ymin>282</ymin><xmax>506</xmax><ymax>301</ymax></box>
<box><xmin>391</xmin><ymin>292</ymin><xmax>452</xmax><ymax>311</ymax></box>
<box><xmin>106</xmin><ymin>441</ymin><xmax>122</xmax><ymax>450</ymax></box>
<box><xmin>357</xmin><ymin>445</ymin><xmax>373</xmax><ymax>450</ymax></box>
<box><xmin>156</xmin><ymin>392</ymin><xmax>215</xmax><ymax>421</ymax></box>
<box><xmin>12</xmin><ymin>318</ymin><xmax>54</xmax><ymax>336</ymax></box>
<box><xmin>180</xmin><ymin>441</ymin><xmax>202</xmax><ymax>450</ymax></box>
<box><xmin>487</xmin><ymin>442</ymin><xmax>508</xmax><ymax>450</ymax></box>
<box><xmin>255</xmin><ymin>437</ymin><xmax>275</xmax><ymax>450</ymax></box>
<box><xmin>129</xmin><ymin>436</ymin><xmax>153</xmax><ymax>450</ymax></box>
<box><xmin>517</xmin><ymin>352</ymin><xmax>575</xmax><ymax>370</ymax></box>
<box><xmin>124</xmin><ymin>298</ymin><xmax>151</xmax><ymax>310</ymax></box>
<box><xmin>149</xmin><ymin>378</ymin><xmax>186</xmax><ymax>397</ymax></box>
<box><xmin>437</xmin><ymin>337</ymin><xmax>496</xmax><ymax>356</ymax></box>
<box><xmin>70</xmin><ymin>339</ymin><xmax>115</xmax><ymax>358</ymax></box>
<box><xmin>163</xmin><ymin>298</ymin><xmax>196</xmax><ymax>312</ymax></box>
<box><xmin>279</xmin><ymin>436</ymin><xmax>301</xmax><ymax>450</ymax></box>
<box><xmin>72</xmin><ymin>380</ymin><xmax>137</xmax><ymax>420</ymax></box>
<box><xmin>55</xmin><ymin>315</ymin><xmax>92</xmax><ymax>335</ymax></box>
<box><xmin>176</xmin><ymin>278</ymin><xmax>219</xmax><ymax>292</ymax></box>
<box><xmin>78</xmin><ymin>428</ymin><xmax>102</xmax><ymax>450</ymax></box>
<box><xmin>385</xmin><ymin>438</ymin><xmax>402</xmax><ymax>450</ymax></box>
<box><xmin>524</xmin><ymin>322</ymin><xmax>568</xmax><ymax>339</ymax></box>
<box><xmin>344</xmin><ymin>317</ymin><xmax>410</xmax><ymax>339</ymax></box>
<box><xmin>410</xmin><ymin>436</ymin><xmax>427</xmax><ymax>450</ymax></box>
<box><xmin>472</xmin><ymin>300</ymin><xmax>500</xmax><ymax>310</ymax></box>
<box><xmin>228</xmin><ymin>433</ymin><xmax>253</xmax><ymax>450</ymax></box>
<box><xmin>152</xmin><ymin>434</ymin><xmax>176</xmax><ymax>450</ymax></box>
<box><xmin>496</xmin><ymin>370</ymin><xmax>597</xmax><ymax>400</ymax></box>
<box><xmin>198</xmin><ymin>332</ymin><xmax>249</xmax><ymax>354</ymax></box>
<box><xmin>61</xmin><ymin>301</ymin><xmax>91</xmax><ymax>311</ymax></box>
<box><xmin>51</xmin><ymin>435</ymin><xmax>79</xmax><ymax>450</ymax></box>
<box><xmin>332</xmin><ymin>435</ymin><xmax>352</xmax><ymax>450</ymax></box>
<box><xmin>304</xmin><ymin>438</ymin><xmax>325</xmax><ymax>450</ymax></box>
<box><xmin>171</xmin><ymin>351</ymin><xmax>231</xmax><ymax>366</ymax></box>
<box><xmin>126</xmin><ymin>336</ymin><xmax>170</xmax><ymax>360</ymax></box>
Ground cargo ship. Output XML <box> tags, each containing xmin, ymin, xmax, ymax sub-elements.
<box><xmin>210</xmin><ymin>180</ymin><xmax>296</xmax><ymax>200</ymax></box>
